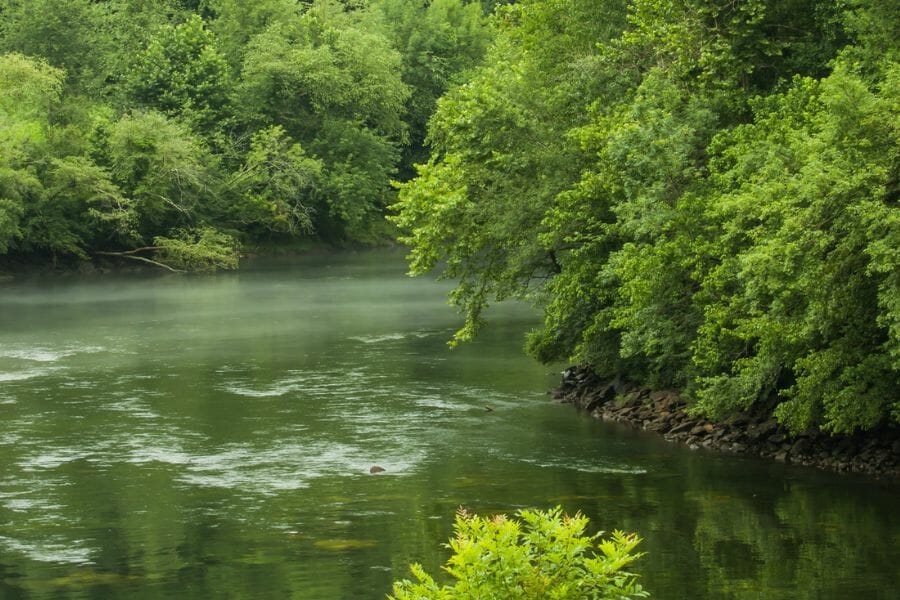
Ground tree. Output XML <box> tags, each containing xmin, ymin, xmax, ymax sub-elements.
<box><xmin>224</xmin><ymin>125</ymin><xmax>322</xmax><ymax>237</ymax></box>
<box><xmin>0</xmin><ymin>53</ymin><xmax>64</xmax><ymax>253</ymax></box>
<box><xmin>393</xmin><ymin>0</ymin><xmax>899</xmax><ymax>434</ymax></box>
<box><xmin>0</xmin><ymin>0</ymin><xmax>106</xmax><ymax>91</ymax></box>
<box><xmin>125</xmin><ymin>14</ymin><xmax>232</xmax><ymax>136</ymax></box>
<box><xmin>374</xmin><ymin>0</ymin><xmax>491</xmax><ymax>176</ymax></box>
<box><xmin>235</xmin><ymin>0</ymin><xmax>409</xmax><ymax>241</ymax></box>
<box><xmin>392</xmin><ymin>0</ymin><xmax>628</xmax><ymax>345</ymax></box>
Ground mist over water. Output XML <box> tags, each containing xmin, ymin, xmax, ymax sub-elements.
<box><xmin>1</xmin><ymin>250</ymin><xmax>897</xmax><ymax>599</ymax></box>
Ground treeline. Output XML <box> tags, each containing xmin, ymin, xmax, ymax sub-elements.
<box><xmin>393</xmin><ymin>0</ymin><xmax>899</xmax><ymax>435</ymax></box>
<box><xmin>0</xmin><ymin>0</ymin><xmax>494</xmax><ymax>270</ymax></box>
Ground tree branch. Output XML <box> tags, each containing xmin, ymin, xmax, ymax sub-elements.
<box><xmin>94</xmin><ymin>250</ymin><xmax>185</xmax><ymax>273</ymax></box>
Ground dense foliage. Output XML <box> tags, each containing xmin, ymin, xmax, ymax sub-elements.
<box><xmin>0</xmin><ymin>0</ymin><xmax>493</xmax><ymax>269</ymax></box>
<box><xmin>390</xmin><ymin>507</ymin><xmax>647</xmax><ymax>600</ymax></box>
<box><xmin>393</xmin><ymin>0</ymin><xmax>899</xmax><ymax>435</ymax></box>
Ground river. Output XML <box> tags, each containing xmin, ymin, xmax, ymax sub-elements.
<box><xmin>0</xmin><ymin>250</ymin><xmax>897</xmax><ymax>599</ymax></box>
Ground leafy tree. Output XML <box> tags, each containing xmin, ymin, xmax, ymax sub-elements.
<box><xmin>152</xmin><ymin>226</ymin><xmax>239</xmax><ymax>271</ymax></box>
<box><xmin>390</xmin><ymin>507</ymin><xmax>647</xmax><ymax>600</ymax></box>
<box><xmin>203</xmin><ymin>0</ymin><xmax>299</xmax><ymax>69</ymax></box>
<box><xmin>0</xmin><ymin>0</ymin><xmax>107</xmax><ymax>91</ymax></box>
<box><xmin>394</xmin><ymin>0</ymin><xmax>899</xmax><ymax>434</ymax></box>
<box><xmin>0</xmin><ymin>53</ymin><xmax>64</xmax><ymax>253</ymax></box>
<box><xmin>224</xmin><ymin>125</ymin><xmax>322</xmax><ymax>237</ymax></box>
<box><xmin>393</xmin><ymin>0</ymin><xmax>627</xmax><ymax>345</ymax></box>
<box><xmin>103</xmin><ymin>110</ymin><xmax>216</xmax><ymax>238</ymax></box>
<box><xmin>374</xmin><ymin>0</ymin><xmax>491</xmax><ymax>175</ymax></box>
<box><xmin>125</xmin><ymin>15</ymin><xmax>231</xmax><ymax>135</ymax></box>
<box><xmin>236</xmin><ymin>0</ymin><xmax>409</xmax><ymax>241</ymax></box>
<box><xmin>689</xmin><ymin>61</ymin><xmax>899</xmax><ymax>433</ymax></box>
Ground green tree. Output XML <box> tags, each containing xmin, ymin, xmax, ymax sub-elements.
<box><xmin>103</xmin><ymin>111</ymin><xmax>216</xmax><ymax>238</ymax></box>
<box><xmin>0</xmin><ymin>0</ymin><xmax>107</xmax><ymax>91</ymax></box>
<box><xmin>393</xmin><ymin>0</ymin><xmax>899</xmax><ymax>434</ymax></box>
<box><xmin>236</xmin><ymin>0</ymin><xmax>409</xmax><ymax>241</ymax></box>
<box><xmin>224</xmin><ymin>125</ymin><xmax>322</xmax><ymax>237</ymax></box>
<box><xmin>0</xmin><ymin>53</ymin><xmax>64</xmax><ymax>253</ymax></box>
<box><xmin>374</xmin><ymin>0</ymin><xmax>491</xmax><ymax>176</ymax></box>
<box><xmin>125</xmin><ymin>14</ymin><xmax>231</xmax><ymax>136</ymax></box>
<box><xmin>392</xmin><ymin>0</ymin><xmax>627</xmax><ymax>345</ymax></box>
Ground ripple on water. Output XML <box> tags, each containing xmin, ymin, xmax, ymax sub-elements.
<box><xmin>172</xmin><ymin>440</ymin><xmax>424</xmax><ymax>495</ymax></box>
<box><xmin>348</xmin><ymin>330</ymin><xmax>437</xmax><ymax>344</ymax></box>
<box><xmin>0</xmin><ymin>344</ymin><xmax>106</xmax><ymax>363</ymax></box>
<box><xmin>0</xmin><ymin>535</ymin><xmax>94</xmax><ymax>566</ymax></box>
<box><xmin>218</xmin><ymin>368</ymin><xmax>375</xmax><ymax>399</ymax></box>
<box><xmin>17</xmin><ymin>448</ymin><xmax>96</xmax><ymax>472</ymax></box>
<box><xmin>0</xmin><ymin>366</ymin><xmax>62</xmax><ymax>382</ymax></box>
<box><xmin>517</xmin><ymin>456</ymin><xmax>648</xmax><ymax>475</ymax></box>
<box><xmin>0</xmin><ymin>344</ymin><xmax>107</xmax><ymax>384</ymax></box>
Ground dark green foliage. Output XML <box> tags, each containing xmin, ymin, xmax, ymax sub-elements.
<box><xmin>393</xmin><ymin>0</ymin><xmax>900</xmax><ymax>435</ymax></box>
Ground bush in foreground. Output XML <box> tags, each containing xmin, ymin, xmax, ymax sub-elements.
<box><xmin>389</xmin><ymin>507</ymin><xmax>648</xmax><ymax>600</ymax></box>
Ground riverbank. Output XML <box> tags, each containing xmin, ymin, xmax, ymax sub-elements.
<box><xmin>554</xmin><ymin>366</ymin><xmax>900</xmax><ymax>479</ymax></box>
<box><xmin>0</xmin><ymin>239</ymin><xmax>400</xmax><ymax>282</ymax></box>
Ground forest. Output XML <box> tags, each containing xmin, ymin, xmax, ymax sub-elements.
<box><xmin>0</xmin><ymin>0</ymin><xmax>494</xmax><ymax>270</ymax></box>
<box><xmin>2</xmin><ymin>0</ymin><xmax>898</xmax><ymax>438</ymax></box>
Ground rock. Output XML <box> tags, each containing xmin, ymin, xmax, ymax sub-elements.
<box><xmin>647</xmin><ymin>420</ymin><xmax>672</xmax><ymax>433</ymax></box>
<box><xmin>583</xmin><ymin>383</ymin><xmax>616</xmax><ymax>411</ymax></box>
<box><xmin>750</xmin><ymin>419</ymin><xmax>779</xmax><ymax>441</ymax></box>
<box><xmin>790</xmin><ymin>438</ymin><xmax>813</xmax><ymax>456</ymax></box>
<box><xmin>649</xmin><ymin>390</ymin><xmax>669</xmax><ymax>403</ymax></box>
<box><xmin>552</xmin><ymin>366</ymin><xmax>900</xmax><ymax>478</ymax></box>
<box><xmin>369</xmin><ymin>465</ymin><xmax>385</xmax><ymax>474</ymax></box>
<box><xmin>669</xmin><ymin>421</ymin><xmax>695</xmax><ymax>435</ymax></box>
<box><xmin>690</xmin><ymin>424</ymin><xmax>708</xmax><ymax>436</ymax></box>
<box><xmin>724</xmin><ymin>414</ymin><xmax>751</xmax><ymax>427</ymax></box>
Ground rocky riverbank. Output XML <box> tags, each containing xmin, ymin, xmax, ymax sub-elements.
<box><xmin>554</xmin><ymin>366</ymin><xmax>900</xmax><ymax>479</ymax></box>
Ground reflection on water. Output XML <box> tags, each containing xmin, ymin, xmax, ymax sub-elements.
<box><xmin>0</xmin><ymin>250</ymin><xmax>897</xmax><ymax>599</ymax></box>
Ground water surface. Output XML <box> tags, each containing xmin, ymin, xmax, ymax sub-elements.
<box><xmin>1</xmin><ymin>250</ymin><xmax>897</xmax><ymax>598</ymax></box>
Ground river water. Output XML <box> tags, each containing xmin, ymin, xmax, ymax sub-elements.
<box><xmin>0</xmin><ymin>250</ymin><xmax>897</xmax><ymax>599</ymax></box>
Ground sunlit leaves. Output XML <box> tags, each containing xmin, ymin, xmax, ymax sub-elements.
<box><xmin>390</xmin><ymin>507</ymin><xmax>647</xmax><ymax>600</ymax></box>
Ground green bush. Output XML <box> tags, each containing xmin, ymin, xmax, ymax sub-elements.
<box><xmin>389</xmin><ymin>507</ymin><xmax>648</xmax><ymax>600</ymax></box>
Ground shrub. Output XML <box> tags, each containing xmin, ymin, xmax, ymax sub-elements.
<box><xmin>389</xmin><ymin>507</ymin><xmax>648</xmax><ymax>600</ymax></box>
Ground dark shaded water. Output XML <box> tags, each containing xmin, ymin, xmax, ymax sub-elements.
<box><xmin>0</xmin><ymin>250</ymin><xmax>897</xmax><ymax>599</ymax></box>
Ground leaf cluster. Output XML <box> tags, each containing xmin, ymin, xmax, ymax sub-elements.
<box><xmin>390</xmin><ymin>507</ymin><xmax>648</xmax><ymax>600</ymax></box>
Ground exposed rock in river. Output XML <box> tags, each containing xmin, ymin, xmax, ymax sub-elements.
<box><xmin>553</xmin><ymin>366</ymin><xmax>899</xmax><ymax>480</ymax></box>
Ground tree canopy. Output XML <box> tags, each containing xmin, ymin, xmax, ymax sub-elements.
<box><xmin>0</xmin><ymin>0</ymin><xmax>494</xmax><ymax>269</ymax></box>
<box><xmin>392</xmin><ymin>0</ymin><xmax>900</xmax><ymax>436</ymax></box>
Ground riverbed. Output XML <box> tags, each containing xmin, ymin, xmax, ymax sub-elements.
<box><xmin>1</xmin><ymin>250</ymin><xmax>897</xmax><ymax>598</ymax></box>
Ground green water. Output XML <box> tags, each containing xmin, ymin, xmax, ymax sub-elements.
<box><xmin>0</xmin><ymin>250</ymin><xmax>897</xmax><ymax>599</ymax></box>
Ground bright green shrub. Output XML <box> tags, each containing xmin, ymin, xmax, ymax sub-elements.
<box><xmin>389</xmin><ymin>507</ymin><xmax>648</xmax><ymax>600</ymax></box>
